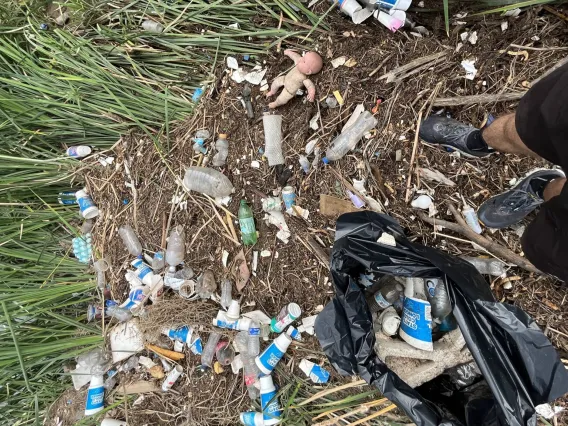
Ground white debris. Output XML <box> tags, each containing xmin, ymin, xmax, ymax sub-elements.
<box><xmin>305</xmin><ymin>139</ymin><xmax>318</xmax><ymax>154</ymax></box>
<box><xmin>503</xmin><ymin>8</ymin><xmax>521</xmax><ymax>17</ymax></box>
<box><xmin>364</xmin><ymin>196</ymin><xmax>383</xmax><ymax>213</ymax></box>
<box><xmin>502</xmin><ymin>281</ymin><xmax>513</xmax><ymax>290</ymax></box>
<box><xmin>418</xmin><ymin>1</ymin><xmax>424</xmax><ymax>7</ymax></box>
<box><xmin>331</xmin><ymin>56</ymin><xmax>347</xmax><ymax>68</ymax></box>
<box><xmin>395</xmin><ymin>149</ymin><xmax>402</xmax><ymax>161</ymax></box>
<box><xmin>231</xmin><ymin>354</ymin><xmax>243</xmax><ymax>374</ymax></box>
<box><xmin>535</xmin><ymin>403</ymin><xmax>564</xmax><ymax>419</ymax></box>
<box><xmin>418</xmin><ymin>167</ymin><xmax>456</xmax><ymax>186</ymax></box>
<box><xmin>411</xmin><ymin>195</ymin><xmax>433</xmax><ymax>210</ymax></box>
<box><xmin>501</xmin><ymin>21</ymin><xmax>508</xmax><ymax>32</ymax></box>
<box><xmin>461</xmin><ymin>59</ymin><xmax>477</xmax><ymax>80</ymax></box>
<box><xmin>455</xmin><ymin>42</ymin><xmax>464</xmax><ymax>53</ymax></box>
<box><xmin>228</xmin><ymin>23</ymin><xmax>240</xmax><ymax>29</ymax></box>
<box><xmin>222</xmin><ymin>250</ymin><xmax>229</xmax><ymax>267</ymax></box>
<box><xmin>287</xmin><ymin>206</ymin><xmax>309</xmax><ymax>219</ymax></box>
<box><xmin>226</xmin><ymin>56</ymin><xmax>239</xmax><ymax>70</ymax></box>
<box><xmin>460</xmin><ymin>31</ymin><xmax>468</xmax><ymax>42</ymax></box>
<box><xmin>509</xmin><ymin>177</ymin><xmax>518</xmax><ymax>186</ymax></box>
<box><xmin>260</xmin><ymin>250</ymin><xmax>272</xmax><ymax>257</ymax></box>
<box><xmin>315</xmin><ymin>305</ymin><xmax>324</xmax><ymax>313</ymax></box>
<box><xmin>252</xmin><ymin>251</ymin><xmax>258</xmax><ymax>274</ymax></box>
<box><xmin>413</xmin><ymin>26</ymin><xmax>430</xmax><ymax>36</ymax></box>
<box><xmin>251</xmin><ymin>160</ymin><xmax>261</xmax><ymax>168</ymax></box>
<box><xmin>309</xmin><ymin>112</ymin><xmax>320</xmax><ymax>130</ymax></box>
<box><xmin>353</xmin><ymin>178</ymin><xmax>367</xmax><ymax>195</ymax></box>
<box><xmin>467</xmin><ymin>31</ymin><xmax>478</xmax><ymax>45</ymax></box>
<box><xmin>245</xmin><ymin>68</ymin><xmax>267</xmax><ymax>85</ymax></box>
<box><xmin>455</xmin><ymin>12</ymin><xmax>468</xmax><ymax>18</ymax></box>
<box><xmin>231</xmin><ymin>68</ymin><xmax>247</xmax><ymax>83</ymax></box>
<box><xmin>342</xmin><ymin>103</ymin><xmax>365</xmax><ymax>132</ymax></box>
<box><xmin>242</xmin><ymin>310</ymin><xmax>271</xmax><ymax>324</ymax></box>
<box><xmin>531</xmin><ymin>35</ymin><xmax>540</xmax><ymax>41</ymax></box>
<box><xmin>260</xmin><ymin>84</ymin><xmax>269</xmax><ymax>92</ymax></box>
<box><xmin>377</xmin><ymin>232</ymin><xmax>396</xmax><ymax>247</ymax></box>
<box><xmin>302</xmin><ymin>315</ymin><xmax>318</xmax><ymax>328</ymax></box>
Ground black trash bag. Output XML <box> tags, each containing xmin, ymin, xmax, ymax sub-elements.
<box><xmin>315</xmin><ymin>211</ymin><xmax>568</xmax><ymax>426</ymax></box>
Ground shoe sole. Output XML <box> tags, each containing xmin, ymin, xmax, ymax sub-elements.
<box><xmin>479</xmin><ymin>167</ymin><xmax>566</xmax><ymax>229</ymax></box>
<box><xmin>421</xmin><ymin>140</ymin><xmax>494</xmax><ymax>159</ymax></box>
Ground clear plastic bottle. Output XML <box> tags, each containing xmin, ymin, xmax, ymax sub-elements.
<box><xmin>166</xmin><ymin>225</ymin><xmax>185</xmax><ymax>270</ymax></box>
<box><xmin>239</xmin><ymin>200</ymin><xmax>258</xmax><ymax>245</ymax></box>
<box><xmin>202</xmin><ymin>332</ymin><xmax>221</xmax><ymax>368</ymax></box>
<box><xmin>122</xmin><ymin>356</ymin><xmax>139</xmax><ymax>372</ymax></box>
<box><xmin>215</xmin><ymin>341</ymin><xmax>235</xmax><ymax>366</ymax></box>
<box><xmin>235</xmin><ymin>330</ymin><xmax>249</xmax><ymax>353</ymax></box>
<box><xmin>212</xmin><ymin>133</ymin><xmax>229</xmax><ymax>167</ymax></box>
<box><xmin>220</xmin><ymin>279</ymin><xmax>233</xmax><ymax>310</ymax></box>
<box><xmin>366</xmin><ymin>280</ymin><xmax>404</xmax><ymax>312</ymax></box>
<box><xmin>197</xmin><ymin>269</ymin><xmax>217</xmax><ymax>299</ymax></box>
<box><xmin>103</xmin><ymin>371</ymin><xmax>117</xmax><ymax>390</ymax></box>
<box><xmin>461</xmin><ymin>256</ymin><xmax>507</xmax><ymax>277</ymax></box>
<box><xmin>141</xmin><ymin>20</ymin><xmax>164</xmax><ymax>33</ymax></box>
<box><xmin>425</xmin><ymin>278</ymin><xmax>451</xmax><ymax>323</ymax></box>
<box><xmin>118</xmin><ymin>225</ymin><xmax>143</xmax><ymax>257</ymax></box>
<box><xmin>242</xmin><ymin>353</ymin><xmax>261</xmax><ymax>400</ymax></box>
<box><xmin>152</xmin><ymin>251</ymin><xmax>165</xmax><ymax>270</ymax></box>
<box><xmin>298</xmin><ymin>155</ymin><xmax>310</xmax><ymax>174</ymax></box>
<box><xmin>323</xmin><ymin>111</ymin><xmax>377</xmax><ymax>163</ymax></box>
<box><xmin>183</xmin><ymin>166</ymin><xmax>234</xmax><ymax>198</ymax></box>
<box><xmin>106</xmin><ymin>304</ymin><xmax>133</xmax><ymax>322</ymax></box>
<box><xmin>462</xmin><ymin>205</ymin><xmax>482</xmax><ymax>234</ymax></box>
<box><xmin>192</xmin><ymin>129</ymin><xmax>210</xmax><ymax>154</ymax></box>
<box><xmin>248</xmin><ymin>321</ymin><xmax>261</xmax><ymax>356</ymax></box>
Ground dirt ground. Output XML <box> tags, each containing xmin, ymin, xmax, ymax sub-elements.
<box><xmin>54</xmin><ymin>4</ymin><xmax>568</xmax><ymax>425</ymax></box>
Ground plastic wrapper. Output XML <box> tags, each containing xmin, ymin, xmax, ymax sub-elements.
<box><xmin>315</xmin><ymin>211</ymin><xmax>568</xmax><ymax>426</ymax></box>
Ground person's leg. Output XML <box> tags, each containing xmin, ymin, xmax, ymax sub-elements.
<box><xmin>481</xmin><ymin>113</ymin><xmax>541</xmax><ymax>158</ymax></box>
<box><xmin>543</xmin><ymin>176</ymin><xmax>567</xmax><ymax>201</ymax></box>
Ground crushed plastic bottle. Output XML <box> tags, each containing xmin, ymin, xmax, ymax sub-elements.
<box><xmin>118</xmin><ymin>225</ymin><xmax>143</xmax><ymax>258</ymax></box>
<box><xmin>196</xmin><ymin>269</ymin><xmax>216</xmax><ymax>299</ymax></box>
<box><xmin>242</xmin><ymin>353</ymin><xmax>261</xmax><ymax>399</ymax></box>
<box><xmin>183</xmin><ymin>166</ymin><xmax>234</xmax><ymax>198</ymax></box>
<box><xmin>425</xmin><ymin>278</ymin><xmax>451</xmax><ymax>324</ymax></box>
<box><xmin>220</xmin><ymin>279</ymin><xmax>233</xmax><ymax>310</ymax></box>
<box><xmin>461</xmin><ymin>256</ymin><xmax>507</xmax><ymax>277</ymax></box>
<box><xmin>192</xmin><ymin>129</ymin><xmax>210</xmax><ymax>154</ymax></box>
<box><xmin>462</xmin><ymin>205</ymin><xmax>482</xmax><ymax>234</ymax></box>
<box><xmin>202</xmin><ymin>332</ymin><xmax>221</xmax><ymax>368</ymax></box>
<box><xmin>166</xmin><ymin>225</ymin><xmax>185</xmax><ymax>270</ymax></box>
<box><xmin>212</xmin><ymin>133</ymin><xmax>229</xmax><ymax>167</ymax></box>
<box><xmin>298</xmin><ymin>155</ymin><xmax>310</xmax><ymax>174</ymax></box>
<box><xmin>106</xmin><ymin>301</ymin><xmax>133</xmax><ymax>322</ymax></box>
<box><xmin>122</xmin><ymin>356</ymin><xmax>139</xmax><ymax>372</ymax></box>
<box><xmin>323</xmin><ymin>111</ymin><xmax>377</xmax><ymax>163</ymax></box>
<box><xmin>93</xmin><ymin>258</ymin><xmax>110</xmax><ymax>289</ymax></box>
<box><xmin>103</xmin><ymin>370</ymin><xmax>117</xmax><ymax>390</ymax></box>
<box><xmin>366</xmin><ymin>278</ymin><xmax>404</xmax><ymax>312</ymax></box>
<box><xmin>239</xmin><ymin>200</ymin><xmax>258</xmax><ymax>245</ymax></box>
<box><xmin>248</xmin><ymin>321</ymin><xmax>261</xmax><ymax>356</ymax></box>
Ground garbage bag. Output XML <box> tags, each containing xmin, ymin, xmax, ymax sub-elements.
<box><xmin>315</xmin><ymin>211</ymin><xmax>568</xmax><ymax>426</ymax></box>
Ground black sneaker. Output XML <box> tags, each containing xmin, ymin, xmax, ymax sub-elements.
<box><xmin>419</xmin><ymin>116</ymin><xmax>493</xmax><ymax>158</ymax></box>
<box><xmin>478</xmin><ymin>168</ymin><xmax>566</xmax><ymax>228</ymax></box>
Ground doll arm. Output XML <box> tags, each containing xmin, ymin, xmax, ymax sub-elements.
<box><xmin>303</xmin><ymin>78</ymin><xmax>316</xmax><ymax>102</ymax></box>
<box><xmin>284</xmin><ymin>49</ymin><xmax>302</xmax><ymax>64</ymax></box>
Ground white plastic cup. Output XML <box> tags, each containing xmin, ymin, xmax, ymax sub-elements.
<box><xmin>379</xmin><ymin>307</ymin><xmax>401</xmax><ymax>336</ymax></box>
<box><xmin>213</xmin><ymin>311</ymin><xmax>252</xmax><ymax>331</ymax></box>
<box><xmin>173</xmin><ymin>340</ymin><xmax>184</xmax><ymax>352</ymax></box>
<box><xmin>255</xmin><ymin>333</ymin><xmax>292</xmax><ymax>375</ymax></box>
<box><xmin>377</xmin><ymin>0</ymin><xmax>412</xmax><ymax>11</ymax></box>
<box><xmin>67</xmin><ymin>146</ymin><xmax>92</xmax><ymax>158</ymax></box>
<box><xmin>376</xmin><ymin>10</ymin><xmax>404</xmax><ymax>32</ymax></box>
<box><xmin>101</xmin><ymin>419</ymin><xmax>128</xmax><ymax>426</ymax></box>
<box><xmin>299</xmin><ymin>359</ymin><xmax>331</xmax><ymax>383</ymax></box>
<box><xmin>260</xmin><ymin>375</ymin><xmax>282</xmax><ymax>425</ymax></box>
<box><xmin>84</xmin><ymin>375</ymin><xmax>105</xmax><ymax>415</ymax></box>
<box><xmin>162</xmin><ymin>365</ymin><xmax>183</xmax><ymax>391</ymax></box>
<box><xmin>240</xmin><ymin>412</ymin><xmax>264</xmax><ymax>426</ymax></box>
<box><xmin>226</xmin><ymin>300</ymin><xmax>241</xmax><ymax>321</ymax></box>
<box><xmin>76</xmin><ymin>189</ymin><xmax>99</xmax><ymax>219</ymax></box>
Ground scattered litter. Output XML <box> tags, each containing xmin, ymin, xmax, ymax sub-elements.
<box><xmin>226</xmin><ymin>56</ymin><xmax>239</xmax><ymax>70</ymax></box>
<box><xmin>110</xmin><ymin>320</ymin><xmax>144</xmax><ymax>363</ymax></box>
<box><xmin>418</xmin><ymin>0</ymin><xmax>424</xmax><ymax>6</ymax></box>
<box><xmin>467</xmin><ymin>31</ymin><xmax>478</xmax><ymax>45</ymax></box>
<box><xmin>462</xmin><ymin>204</ymin><xmax>482</xmax><ymax>234</ymax></box>
<box><xmin>411</xmin><ymin>194</ymin><xmax>433</xmax><ymax>210</ymax></box>
<box><xmin>232</xmin><ymin>248</ymin><xmax>250</xmax><ymax>291</ymax></box>
<box><xmin>395</xmin><ymin>149</ymin><xmax>403</xmax><ymax>161</ymax></box>
<box><xmin>263</xmin><ymin>112</ymin><xmax>284</xmax><ymax>166</ymax></box>
<box><xmin>346</xmin><ymin>190</ymin><xmax>365</xmax><ymax>208</ymax></box>
<box><xmin>503</xmin><ymin>8</ymin><xmax>521</xmax><ymax>17</ymax></box>
<box><xmin>331</xmin><ymin>56</ymin><xmax>347</xmax><ymax>68</ymax></box>
<box><xmin>460</xmin><ymin>32</ymin><xmax>468</xmax><ymax>42</ymax></box>
<box><xmin>342</xmin><ymin>103</ymin><xmax>364</xmax><ymax>132</ymax></box>
<box><xmin>377</xmin><ymin>232</ymin><xmax>396</xmax><ymax>247</ymax></box>
<box><xmin>332</xmin><ymin>90</ymin><xmax>344</xmax><ymax>106</ymax></box>
<box><xmin>507</xmin><ymin>50</ymin><xmax>529</xmax><ymax>61</ymax></box>
<box><xmin>252</xmin><ymin>251</ymin><xmax>258</xmax><ymax>274</ymax></box>
<box><xmin>299</xmin><ymin>359</ymin><xmax>330</xmax><ymax>383</ymax></box>
<box><xmin>141</xmin><ymin>20</ymin><xmax>164</xmax><ymax>33</ymax></box>
<box><xmin>222</xmin><ymin>250</ymin><xmax>229</xmax><ymax>268</ymax></box>
<box><xmin>251</xmin><ymin>160</ymin><xmax>260</xmax><ymax>168</ymax></box>
<box><xmin>535</xmin><ymin>403</ymin><xmax>564</xmax><ymax>419</ymax></box>
<box><xmin>455</xmin><ymin>42</ymin><xmax>464</xmax><ymax>53</ymax></box>
<box><xmin>418</xmin><ymin>168</ymin><xmax>456</xmax><ymax>186</ymax></box>
<box><xmin>67</xmin><ymin>145</ymin><xmax>92</xmax><ymax>158</ymax></box>
<box><xmin>244</xmin><ymin>67</ymin><xmax>267</xmax><ymax>85</ymax></box>
<box><xmin>325</xmin><ymin>95</ymin><xmax>338</xmax><ymax>109</ymax></box>
<box><xmin>461</xmin><ymin>59</ymin><xmax>477</xmax><ymax>80</ymax></box>
<box><xmin>333</xmin><ymin>0</ymin><xmax>373</xmax><ymax>24</ymax></box>
<box><xmin>305</xmin><ymin>139</ymin><xmax>318</xmax><ymax>154</ymax></box>
<box><xmin>501</xmin><ymin>21</ymin><xmax>508</xmax><ymax>32</ymax></box>
<box><xmin>261</xmin><ymin>250</ymin><xmax>271</xmax><ymax>258</ymax></box>
<box><xmin>344</xmin><ymin>58</ymin><xmax>357</xmax><ymax>67</ymax></box>
<box><xmin>309</xmin><ymin>112</ymin><xmax>320</xmax><ymax>130</ymax></box>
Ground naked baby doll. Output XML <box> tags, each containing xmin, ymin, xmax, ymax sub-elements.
<box><xmin>266</xmin><ymin>50</ymin><xmax>323</xmax><ymax>109</ymax></box>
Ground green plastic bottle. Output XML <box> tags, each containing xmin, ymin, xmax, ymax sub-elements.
<box><xmin>238</xmin><ymin>200</ymin><xmax>257</xmax><ymax>245</ymax></box>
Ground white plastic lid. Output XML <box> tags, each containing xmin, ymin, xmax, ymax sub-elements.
<box><xmin>288</xmin><ymin>303</ymin><xmax>301</xmax><ymax>319</ymax></box>
<box><xmin>90</xmin><ymin>374</ymin><xmax>104</xmax><ymax>387</ymax></box>
<box><xmin>75</xmin><ymin>189</ymin><xmax>87</xmax><ymax>198</ymax></box>
<box><xmin>299</xmin><ymin>359</ymin><xmax>314</xmax><ymax>377</ymax></box>
<box><xmin>226</xmin><ymin>300</ymin><xmax>241</xmax><ymax>321</ymax></box>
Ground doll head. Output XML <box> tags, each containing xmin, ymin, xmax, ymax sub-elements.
<box><xmin>297</xmin><ymin>51</ymin><xmax>323</xmax><ymax>76</ymax></box>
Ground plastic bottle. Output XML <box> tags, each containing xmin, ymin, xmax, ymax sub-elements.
<box><xmin>461</xmin><ymin>256</ymin><xmax>507</xmax><ymax>277</ymax></box>
<box><xmin>202</xmin><ymin>332</ymin><xmax>221</xmax><ymax>368</ymax></box>
<box><xmin>215</xmin><ymin>341</ymin><xmax>235</xmax><ymax>365</ymax></box>
<box><xmin>122</xmin><ymin>356</ymin><xmax>139</xmax><ymax>372</ymax></box>
<box><xmin>270</xmin><ymin>303</ymin><xmax>301</xmax><ymax>333</ymax></box>
<box><xmin>165</xmin><ymin>225</ymin><xmax>185</xmax><ymax>270</ymax></box>
<box><xmin>263</xmin><ymin>112</ymin><xmax>284</xmax><ymax>166</ymax></box>
<box><xmin>425</xmin><ymin>278</ymin><xmax>451</xmax><ymax>323</ymax></box>
<box><xmin>119</xmin><ymin>284</ymin><xmax>149</xmax><ymax>311</ymax></box>
<box><xmin>286</xmin><ymin>326</ymin><xmax>301</xmax><ymax>341</ymax></box>
<box><xmin>399</xmin><ymin>278</ymin><xmax>433</xmax><ymax>351</ymax></box>
<box><xmin>93</xmin><ymin>258</ymin><xmax>110</xmax><ymax>289</ymax></box>
<box><xmin>84</xmin><ymin>375</ymin><xmax>105</xmax><ymax>416</ymax></box>
<box><xmin>183</xmin><ymin>166</ymin><xmax>234</xmax><ymax>198</ymax></box>
<box><xmin>76</xmin><ymin>189</ymin><xmax>100</xmax><ymax>219</ymax></box>
<box><xmin>260</xmin><ymin>375</ymin><xmax>282</xmax><ymax>425</ymax></box>
<box><xmin>196</xmin><ymin>269</ymin><xmax>216</xmax><ymax>299</ymax></box>
<box><xmin>226</xmin><ymin>300</ymin><xmax>241</xmax><ymax>321</ymax></box>
<box><xmin>255</xmin><ymin>333</ymin><xmax>292</xmax><ymax>375</ymax></box>
<box><xmin>323</xmin><ymin>111</ymin><xmax>377</xmax><ymax>163</ymax></box>
<box><xmin>67</xmin><ymin>146</ymin><xmax>92</xmax><ymax>158</ymax></box>
<box><xmin>240</xmin><ymin>412</ymin><xmax>263</xmax><ymax>426</ymax></box>
<box><xmin>118</xmin><ymin>225</ymin><xmax>143</xmax><ymax>258</ymax></box>
<box><xmin>299</xmin><ymin>360</ymin><xmax>330</xmax><ymax>384</ymax></box>
<box><xmin>162</xmin><ymin>326</ymin><xmax>203</xmax><ymax>355</ymax></box>
<box><xmin>152</xmin><ymin>252</ymin><xmax>165</xmax><ymax>270</ymax></box>
<box><xmin>162</xmin><ymin>365</ymin><xmax>183</xmax><ymax>391</ymax></box>
<box><xmin>239</xmin><ymin>200</ymin><xmax>258</xmax><ymax>245</ymax></box>
<box><xmin>462</xmin><ymin>205</ymin><xmax>482</xmax><ymax>234</ymax></box>
<box><xmin>106</xmin><ymin>302</ymin><xmax>133</xmax><ymax>322</ymax></box>
<box><xmin>103</xmin><ymin>371</ymin><xmax>117</xmax><ymax>390</ymax></box>
<box><xmin>248</xmin><ymin>321</ymin><xmax>261</xmax><ymax>356</ymax></box>
<box><xmin>212</xmin><ymin>133</ymin><xmax>229</xmax><ymax>167</ymax></box>
<box><xmin>242</xmin><ymin>353</ymin><xmax>261</xmax><ymax>399</ymax></box>
<box><xmin>220</xmin><ymin>279</ymin><xmax>232</xmax><ymax>309</ymax></box>
<box><xmin>367</xmin><ymin>281</ymin><xmax>404</xmax><ymax>312</ymax></box>
<box><xmin>131</xmin><ymin>258</ymin><xmax>156</xmax><ymax>286</ymax></box>
<box><xmin>235</xmin><ymin>331</ymin><xmax>249</xmax><ymax>353</ymax></box>
<box><xmin>141</xmin><ymin>20</ymin><xmax>164</xmax><ymax>33</ymax></box>
<box><xmin>213</xmin><ymin>311</ymin><xmax>252</xmax><ymax>331</ymax></box>
<box><xmin>192</xmin><ymin>129</ymin><xmax>210</xmax><ymax>154</ymax></box>
<box><xmin>298</xmin><ymin>155</ymin><xmax>310</xmax><ymax>174</ymax></box>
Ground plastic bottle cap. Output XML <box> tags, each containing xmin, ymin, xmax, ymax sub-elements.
<box><xmin>322</xmin><ymin>157</ymin><xmax>329</xmax><ymax>164</ymax></box>
<box><xmin>226</xmin><ymin>300</ymin><xmax>241</xmax><ymax>321</ymax></box>
<box><xmin>299</xmin><ymin>359</ymin><xmax>314</xmax><ymax>377</ymax></box>
<box><xmin>287</xmin><ymin>303</ymin><xmax>301</xmax><ymax>319</ymax></box>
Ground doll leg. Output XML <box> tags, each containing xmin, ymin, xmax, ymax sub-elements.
<box><xmin>266</xmin><ymin>76</ymin><xmax>285</xmax><ymax>97</ymax></box>
<box><xmin>269</xmin><ymin>89</ymin><xmax>294</xmax><ymax>108</ymax></box>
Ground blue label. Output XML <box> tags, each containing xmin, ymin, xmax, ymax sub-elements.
<box><xmin>249</xmin><ymin>327</ymin><xmax>261</xmax><ymax>336</ymax></box>
<box><xmin>337</xmin><ymin>0</ymin><xmax>347</xmax><ymax>6</ymax></box>
<box><xmin>261</xmin><ymin>389</ymin><xmax>282</xmax><ymax>421</ymax></box>
<box><xmin>215</xmin><ymin>318</ymin><xmax>239</xmax><ymax>330</ymax></box>
<box><xmin>426</xmin><ymin>279</ymin><xmax>438</xmax><ymax>298</ymax></box>
<box><xmin>309</xmin><ymin>365</ymin><xmax>330</xmax><ymax>383</ymax></box>
<box><xmin>78</xmin><ymin>196</ymin><xmax>94</xmax><ymax>212</ymax></box>
<box><xmin>288</xmin><ymin>328</ymin><xmax>299</xmax><ymax>340</ymax></box>
<box><xmin>136</xmin><ymin>265</ymin><xmax>152</xmax><ymax>281</ymax></box>
<box><xmin>154</xmin><ymin>252</ymin><xmax>164</xmax><ymax>260</ymax></box>
<box><xmin>400</xmin><ymin>297</ymin><xmax>432</xmax><ymax>343</ymax></box>
<box><xmin>241</xmin><ymin>412</ymin><xmax>261</xmax><ymax>426</ymax></box>
<box><xmin>191</xmin><ymin>337</ymin><xmax>203</xmax><ymax>355</ymax></box>
<box><xmin>176</xmin><ymin>326</ymin><xmax>190</xmax><ymax>342</ymax></box>
<box><xmin>58</xmin><ymin>198</ymin><xmax>77</xmax><ymax>205</ymax></box>
<box><xmin>192</xmin><ymin>88</ymin><xmax>204</xmax><ymax>102</ymax></box>
<box><xmin>85</xmin><ymin>386</ymin><xmax>104</xmax><ymax>411</ymax></box>
<box><xmin>282</xmin><ymin>192</ymin><xmax>296</xmax><ymax>209</ymax></box>
<box><xmin>258</xmin><ymin>342</ymin><xmax>284</xmax><ymax>373</ymax></box>
<box><xmin>374</xmin><ymin>292</ymin><xmax>391</xmax><ymax>309</ymax></box>
<box><xmin>105</xmin><ymin>300</ymin><xmax>118</xmax><ymax>308</ymax></box>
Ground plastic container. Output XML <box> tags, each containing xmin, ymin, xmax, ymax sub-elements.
<box><xmin>166</xmin><ymin>225</ymin><xmax>185</xmax><ymax>268</ymax></box>
<box><xmin>142</xmin><ymin>20</ymin><xmax>164</xmax><ymax>33</ymax></box>
<box><xmin>270</xmin><ymin>303</ymin><xmax>301</xmax><ymax>333</ymax></box>
<box><xmin>183</xmin><ymin>166</ymin><xmax>234</xmax><ymax>198</ymax></box>
<box><xmin>93</xmin><ymin>258</ymin><xmax>110</xmax><ymax>289</ymax></box>
<box><xmin>260</xmin><ymin>375</ymin><xmax>282</xmax><ymax>425</ymax></box>
<box><xmin>84</xmin><ymin>375</ymin><xmax>105</xmax><ymax>416</ymax></box>
<box><xmin>152</xmin><ymin>251</ymin><xmax>165</xmax><ymax>270</ymax></box>
<box><xmin>248</xmin><ymin>321</ymin><xmax>261</xmax><ymax>356</ymax></box>
<box><xmin>462</xmin><ymin>205</ymin><xmax>482</xmax><ymax>234</ymax></box>
<box><xmin>100</xmin><ymin>420</ymin><xmax>128</xmax><ymax>426</ymax></box>
<box><xmin>378</xmin><ymin>306</ymin><xmax>401</xmax><ymax>336</ymax></box>
<box><xmin>220</xmin><ymin>279</ymin><xmax>232</xmax><ymax>310</ymax></box>
<box><xmin>106</xmin><ymin>302</ymin><xmax>133</xmax><ymax>322</ymax></box>
<box><xmin>461</xmin><ymin>256</ymin><xmax>507</xmax><ymax>277</ymax></box>
<box><xmin>281</xmin><ymin>187</ymin><xmax>296</xmax><ymax>210</ymax></box>
<box><xmin>323</xmin><ymin>111</ymin><xmax>377</xmax><ymax>163</ymax></box>
<box><xmin>215</xmin><ymin>341</ymin><xmax>235</xmax><ymax>365</ymax></box>
<box><xmin>299</xmin><ymin>359</ymin><xmax>330</xmax><ymax>383</ymax></box>
<box><xmin>131</xmin><ymin>258</ymin><xmax>155</xmax><ymax>286</ymax></box>
<box><xmin>298</xmin><ymin>155</ymin><xmax>310</xmax><ymax>174</ymax></box>
<box><xmin>242</xmin><ymin>353</ymin><xmax>261</xmax><ymax>399</ymax></box>
<box><xmin>226</xmin><ymin>299</ymin><xmax>241</xmax><ymax>321</ymax></box>
<box><xmin>67</xmin><ymin>146</ymin><xmax>92</xmax><ymax>158</ymax></box>
<box><xmin>239</xmin><ymin>200</ymin><xmax>257</xmax><ymax>245</ymax></box>
<box><xmin>262</xmin><ymin>113</ymin><xmax>284</xmax><ymax>166</ymax></box>
<box><xmin>425</xmin><ymin>278</ymin><xmax>451</xmax><ymax>323</ymax></box>
<box><xmin>235</xmin><ymin>331</ymin><xmax>249</xmax><ymax>353</ymax></box>
<box><xmin>331</xmin><ymin>0</ymin><xmax>373</xmax><ymax>23</ymax></box>
<box><xmin>118</xmin><ymin>225</ymin><xmax>143</xmax><ymax>257</ymax></box>
<box><xmin>212</xmin><ymin>134</ymin><xmax>229</xmax><ymax>167</ymax></box>
<box><xmin>196</xmin><ymin>269</ymin><xmax>216</xmax><ymax>299</ymax></box>
<box><xmin>255</xmin><ymin>333</ymin><xmax>292</xmax><ymax>375</ymax></box>
<box><xmin>192</xmin><ymin>129</ymin><xmax>210</xmax><ymax>154</ymax></box>
<box><xmin>399</xmin><ymin>278</ymin><xmax>433</xmax><ymax>351</ymax></box>
<box><xmin>192</xmin><ymin>87</ymin><xmax>205</xmax><ymax>103</ymax></box>
<box><xmin>76</xmin><ymin>189</ymin><xmax>99</xmax><ymax>219</ymax></box>
<box><xmin>367</xmin><ymin>280</ymin><xmax>404</xmax><ymax>312</ymax></box>
<box><xmin>240</xmin><ymin>412</ymin><xmax>263</xmax><ymax>426</ymax></box>
<box><xmin>162</xmin><ymin>365</ymin><xmax>183</xmax><ymax>391</ymax></box>
<box><xmin>122</xmin><ymin>356</ymin><xmax>139</xmax><ymax>372</ymax></box>
<box><xmin>286</xmin><ymin>326</ymin><xmax>301</xmax><ymax>341</ymax></box>
<box><xmin>202</xmin><ymin>332</ymin><xmax>221</xmax><ymax>367</ymax></box>
<box><xmin>162</xmin><ymin>326</ymin><xmax>203</xmax><ymax>355</ymax></box>
<box><xmin>213</xmin><ymin>311</ymin><xmax>252</xmax><ymax>331</ymax></box>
